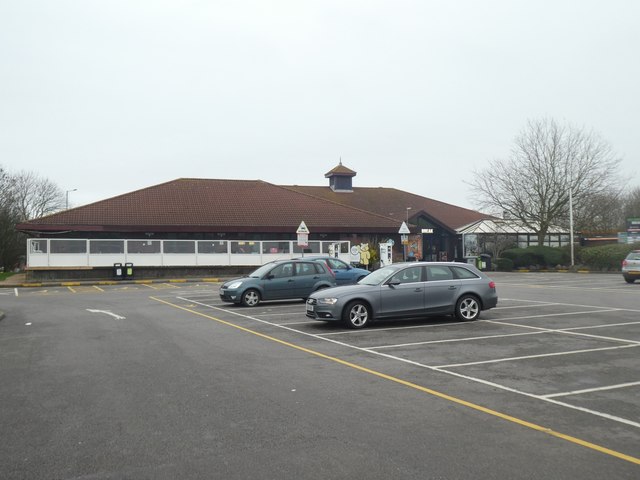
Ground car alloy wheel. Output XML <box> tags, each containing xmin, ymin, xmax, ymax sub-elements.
<box><xmin>343</xmin><ymin>301</ymin><xmax>370</xmax><ymax>329</ymax></box>
<box><xmin>241</xmin><ymin>289</ymin><xmax>261</xmax><ymax>307</ymax></box>
<box><xmin>455</xmin><ymin>295</ymin><xmax>480</xmax><ymax>321</ymax></box>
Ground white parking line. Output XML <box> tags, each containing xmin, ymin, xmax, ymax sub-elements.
<box><xmin>563</xmin><ymin>320</ymin><xmax>640</xmax><ymax>331</ymax></box>
<box><xmin>367</xmin><ymin>331</ymin><xmax>545</xmax><ymax>350</ymax></box>
<box><xmin>493</xmin><ymin>303</ymin><xmax>559</xmax><ymax>310</ymax></box>
<box><xmin>491</xmin><ymin>308</ymin><xmax>622</xmax><ymax>323</ymax></box>
<box><xmin>436</xmin><ymin>344</ymin><xmax>640</xmax><ymax>368</ymax></box>
<box><xmin>176</xmin><ymin>294</ymin><xmax>640</xmax><ymax>429</ymax></box>
<box><xmin>542</xmin><ymin>381</ymin><xmax>640</xmax><ymax>399</ymax></box>
<box><xmin>318</xmin><ymin>321</ymin><xmax>463</xmax><ymax>335</ymax></box>
<box><xmin>486</xmin><ymin>320</ymin><xmax>640</xmax><ymax>346</ymax></box>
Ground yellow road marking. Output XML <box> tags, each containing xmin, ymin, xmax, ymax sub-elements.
<box><xmin>151</xmin><ymin>296</ymin><xmax>640</xmax><ymax>466</ymax></box>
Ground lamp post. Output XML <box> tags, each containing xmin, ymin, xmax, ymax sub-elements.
<box><xmin>406</xmin><ymin>207</ymin><xmax>412</xmax><ymax>223</ymax></box>
<box><xmin>66</xmin><ymin>189</ymin><xmax>77</xmax><ymax>209</ymax></box>
<box><xmin>569</xmin><ymin>187</ymin><xmax>574</xmax><ymax>266</ymax></box>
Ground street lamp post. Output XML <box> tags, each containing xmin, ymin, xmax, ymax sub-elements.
<box><xmin>66</xmin><ymin>189</ymin><xmax>77</xmax><ymax>209</ymax></box>
<box><xmin>569</xmin><ymin>187</ymin><xmax>574</xmax><ymax>266</ymax></box>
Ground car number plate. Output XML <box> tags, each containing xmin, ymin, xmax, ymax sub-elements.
<box><xmin>306</xmin><ymin>304</ymin><xmax>315</xmax><ymax>313</ymax></box>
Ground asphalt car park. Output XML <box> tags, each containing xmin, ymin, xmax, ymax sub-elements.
<box><xmin>173</xmin><ymin>273</ymin><xmax>640</xmax><ymax>454</ymax></box>
<box><xmin>1</xmin><ymin>272</ymin><xmax>639</xmax><ymax>478</ymax></box>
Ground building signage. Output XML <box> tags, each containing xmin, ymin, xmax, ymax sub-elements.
<box><xmin>297</xmin><ymin>221</ymin><xmax>309</xmax><ymax>246</ymax></box>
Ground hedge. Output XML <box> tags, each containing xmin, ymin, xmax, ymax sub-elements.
<box><xmin>501</xmin><ymin>246</ymin><xmax>571</xmax><ymax>269</ymax></box>
<box><xmin>576</xmin><ymin>243</ymin><xmax>640</xmax><ymax>271</ymax></box>
<box><xmin>495</xmin><ymin>243</ymin><xmax>639</xmax><ymax>271</ymax></box>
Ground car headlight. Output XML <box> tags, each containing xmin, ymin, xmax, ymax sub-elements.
<box><xmin>227</xmin><ymin>281</ymin><xmax>243</xmax><ymax>289</ymax></box>
<box><xmin>317</xmin><ymin>298</ymin><xmax>338</xmax><ymax>305</ymax></box>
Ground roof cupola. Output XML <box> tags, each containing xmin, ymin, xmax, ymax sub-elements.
<box><xmin>324</xmin><ymin>160</ymin><xmax>356</xmax><ymax>192</ymax></box>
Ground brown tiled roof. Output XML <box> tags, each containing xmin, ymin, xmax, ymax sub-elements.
<box><xmin>324</xmin><ymin>163</ymin><xmax>356</xmax><ymax>177</ymax></box>
<box><xmin>286</xmin><ymin>186</ymin><xmax>492</xmax><ymax>231</ymax></box>
<box><xmin>16</xmin><ymin>179</ymin><xmax>402</xmax><ymax>234</ymax></box>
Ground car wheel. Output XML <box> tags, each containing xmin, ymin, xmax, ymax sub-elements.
<box><xmin>624</xmin><ymin>277</ymin><xmax>636</xmax><ymax>284</ymax></box>
<box><xmin>241</xmin><ymin>289</ymin><xmax>261</xmax><ymax>307</ymax></box>
<box><xmin>455</xmin><ymin>294</ymin><xmax>480</xmax><ymax>321</ymax></box>
<box><xmin>343</xmin><ymin>301</ymin><xmax>371</xmax><ymax>329</ymax></box>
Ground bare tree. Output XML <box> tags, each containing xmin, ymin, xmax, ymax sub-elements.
<box><xmin>0</xmin><ymin>166</ymin><xmax>24</xmax><ymax>270</ymax></box>
<box><xmin>10</xmin><ymin>170</ymin><xmax>65</xmax><ymax>221</ymax></box>
<box><xmin>469</xmin><ymin>119</ymin><xmax>623</xmax><ymax>244</ymax></box>
<box><xmin>0</xmin><ymin>166</ymin><xmax>65</xmax><ymax>270</ymax></box>
<box><xmin>622</xmin><ymin>186</ymin><xmax>640</xmax><ymax>223</ymax></box>
<box><xmin>573</xmin><ymin>188</ymin><xmax>626</xmax><ymax>234</ymax></box>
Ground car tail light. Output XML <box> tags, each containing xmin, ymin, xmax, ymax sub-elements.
<box><xmin>325</xmin><ymin>261</ymin><xmax>336</xmax><ymax>277</ymax></box>
<box><xmin>489</xmin><ymin>281</ymin><xmax>496</xmax><ymax>289</ymax></box>
<box><xmin>622</xmin><ymin>260</ymin><xmax>628</xmax><ymax>267</ymax></box>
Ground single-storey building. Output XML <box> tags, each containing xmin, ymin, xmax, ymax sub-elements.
<box><xmin>17</xmin><ymin>162</ymin><xmax>536</xmax><ymax>280</ymax></box>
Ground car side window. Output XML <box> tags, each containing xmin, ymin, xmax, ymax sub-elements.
<box><xmin>327</xmin><ymin>258</ymin><xmax>347</xmax><ymax>270</ymax></box>
<box><xmin>389</xmin><ymin>266</ymin><xmax>423</xmax><ymax>284</ymax></box>
<box><xmin>270</xmin><ymin>263</ymin><xmax>293</xmax><ymax>278</ymax></box>
<box><xmin>450</xmin><ymin>266</ymin><xmax>480</xmax><ymax>279</ymax></box>
<box><xmin>296</xmin><ymin>262</ymin><xmax>317</xmax><ymax>276</ymax></box>
<box><xmin>426</xmin><ymin>265</ymin><xmax>454</xmax><ymax>281</ymax></box>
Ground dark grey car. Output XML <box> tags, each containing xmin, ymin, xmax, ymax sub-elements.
<box><xmin>306</xmin><ymin>262</ymin><xmax>498</xmax><ymax>328</ymax></box>
<box><xmin>220</xmin><ymin>259</ymin><xmax>336</xmax><ymax>307</ymax></box>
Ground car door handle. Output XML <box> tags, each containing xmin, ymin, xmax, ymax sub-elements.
<box><xmin>448</xmin><ymin>286</ymin><xmax>457</xmax><ymax>290</ymax></box>
<box><xmin>414</xmin><ymin>288</ymin><xmax>422</xmax><ymax>292</ymax></box>
<box><xmin>288</xmin><ymin>279</ymin><xmax>295</xmax><ymax>282</ymax></box>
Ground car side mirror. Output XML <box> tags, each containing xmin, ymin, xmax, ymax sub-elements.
<box><xmin>387</xmin><ymin>280</ymin><xmax>400</xmax><ymax>287</ymax></box>
<box><xmin>266</xmin><ymin>274</ymin><xmax>275</xmax><ymax>280</ymax></box>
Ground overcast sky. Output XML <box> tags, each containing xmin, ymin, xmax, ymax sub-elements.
<box><xmin>1</xmin><ymin>0</ymin><xmax>638</xmax><ymax>211</ymax></box>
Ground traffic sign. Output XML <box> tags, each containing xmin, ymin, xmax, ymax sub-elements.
<box><xmin>296</xmin><ymin>221</ymin><xmax>310</xmax><ymax>234</ymax></box>
<box><xmin>398</xmin><ymin>222</ymin><xmax>410</xmax><ymax>234</ymax></box>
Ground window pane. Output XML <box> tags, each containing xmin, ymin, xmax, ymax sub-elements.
<box><xmin>198</xmin><ymin>241</ymin><xmax>228</xmax><ymax>254</ymax></box>
<box><xmin>127</xmin><ymin>240</ymin><xmax>161</xmax><ymax>254</ymax></box>
<box><xmin>262</xmin><ymin>241</ymin><xmax>290</xmax><ymax>254</ymax></box>
<box><xmin>164</xmin><ymin>241</ymin><xmax>195</xmax><ymax>254</ymax></box>
<box><xmin>327</xmin><ymin>258</ymin><xmax>348</xmax><ymax>270</ymax></box>
<box><xmin>50</xmin><ymin>239</ymin><xmax>86</xmax><ymax>254</ymax></box>
<box><xmin>293</xmin><ymin>241</ymin><xmax>320</xmax><ymax>254</ymax></box>
<box><xmin>390</xmin><ymin>266</ymin><xmax>423</xmax><ymax>284</ymax></box>
<box><xmin>426</xmin><ymin>265</ymin><xmax>453</xmax><ymax>281</ymax></box>
<box><xmin>295</xmin><ymin>262</ymin><xmax>317</xmax><ymax>276</ymax></box>
<box><xmin>451</xmin><ymin>266</ymin><xmax>479</xmax><ymax>279</ymax></box>
<box><xmin>230</xmin><ymin>241</ymin><xmax>259</xmax><ymax>254</ymax></box>
<box><xmin>30</xmin><ymin>239</ymin><xmax>48</xmax><ymax>253</ymax></box>
<box><xmin>90</xmin><ymin>240</ymin><xmax>124</xmax><ymax>254</ymax></box>
<box><xmin>270</xmin><ymin>263</ymin><xmax>293</xmax><ymax>278</ymax></box>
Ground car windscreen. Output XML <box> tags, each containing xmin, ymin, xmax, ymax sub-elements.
<box><xmin>248</xmin><ymin>263</ymin><xmax>276</xmax><ymax>277</ymax></box>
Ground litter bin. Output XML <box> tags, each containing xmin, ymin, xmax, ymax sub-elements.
<box><xmin>124</xmin><ymin>262</ymin><xmax>134</xmax><ymax>279</ymax></box>
<box><xmin>113</xmin><ymin>262</ymin><xmax>124</xmax><ymax>280</ymax></box>
<box><xmin>479</xmin><ymin>254</ymin><xmax>491</xmax><ymax>271</ymax></box>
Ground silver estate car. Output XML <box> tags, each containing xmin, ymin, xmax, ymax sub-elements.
<box><xmin>306</xmin><ymin>261</ymin><xmax>498</xmax><ymax>328</ymax></box>
<box><xmin>622</xmin><ymin>250</ymin><xmax>640</xmax><ymax>283</ymax></box>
